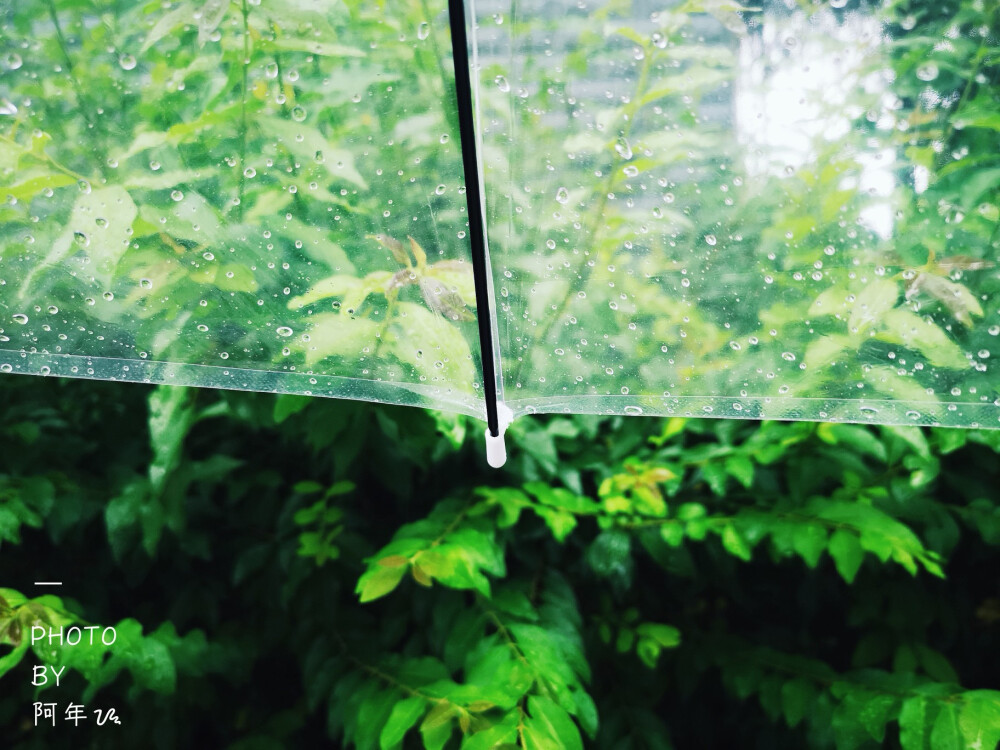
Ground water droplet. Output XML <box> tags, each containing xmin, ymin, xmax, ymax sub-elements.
<box><xmin>103</xmin><ymin>291</ymin><xmax>114</xmax><ymax>301</ymax></box>
<box><xmin>244</xmin><ymin>167</ymin><xmax>256</xmax><ymax>178</ymax></box>
<box><xmin>5</xmin><ymin>53</ymin><xmax>22</xmax><ymax>70</ymax></box>
<box><xmin>171</xmin><ymin>189</ymin><xmax>184</xmax><ymax>201</ymax></box>
<box><xmin>781</xmin><ymin>351</ymin><xmax>796</xmax><ymax>362</ymax></box>
<box><xmin>614</xmin><ymin>137</ymin><xmax>633</xmax><ymax>160</ymax></box>
<box><xmin>435</xmin><ymin>184</ymin><xmax>446</xmax><ymax>195</ymax></box>
<box><xmin>47</xmin><ymin>305</ymin><xmax>58</xmax><ymax>314</ymax></box>
<box><xmin>95</xmin><ymin>217</ymin><xmax>108</xmax><ymax>228</ymax></box>
<box><xmin>197</xmin><ymin>324</ymin><xmax>209</xmax><ymax>332</ymax></box>
<box><xmin>140</xmin><ymin>278</ymin><xmax>153</xmax><ymax>290</ymax></box>
<box><xmin>623</xmin><ymin>165</ymin><xmax>639</xmax><ymax>177</ymax></box>
<box><xmin>705</xmin><ymin>234</ymin><xmax>717</xmax><ymax>246</ymax></box>
<box><xmin>0</xmin><ymin>364</ymin><xmax>11</xmax><ymax>373</ymax></box>
<box><xmin>291</xmin><ymin>105</ymin><xmax>307</xmax><ymax>122</ymax></box>
<box><xmin>276</xmin><ymin>326</ymin><xmax>294</xmax><ymax>337</ymax></box>
<box><xmin>830</xmin><ymin>0</ymin><xmax>847</xmax><ymax>7</ymax></box>
<box><xmin>73</xmin><ymin>232</ymin><xmax>89</xmax><ymax>247</ymax></box>
<box><xmin>555</xmin><ymin>187</ymin><xmax>569</xmax><ymax>204</ymax></box>
<box><xmin>417</xmin><ymin>21</ymin><xmax>430</xmax><ymax>40</ymax></box>
<box><xmin>439</xmin><ymin>133</ymin><xmax>449</xmax><ymax>144</ymax></box>
<box><xmin>916</xmin><ymin>63</ymin><xmax>939</xmax><ymax>82</ymax></box>
<box><xmin>265</xmin><ymin>62</ymin><xmax>279</xmax><ymax>79</ymax></box>
<box><xmin>546</xmin><ymin>239</ymin><xmax>556</xmax><ymax>250</ymax></box>
<box><xmin>12</xmin><ymin>314</ymin><xmax>28</xmax><ymax>324</ymax></box>
<box><xmin>494</xmin><ymin>75</ymin><xmax>510</xmax><ymax>92</ymax></box>
<box><xmin>118</xmin><ymin>53</ymin><xmax>137</xmax><ymax>71</ymax></box>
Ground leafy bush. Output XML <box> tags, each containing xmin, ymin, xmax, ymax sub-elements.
<box><xmin>2</xmin><ymin>377</ymin><xmax>1000</xmax><ymax>748</ymax></box>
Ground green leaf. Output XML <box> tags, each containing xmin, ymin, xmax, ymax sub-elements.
<box><xmin>864</xmin><ymin>366</ymin><xmax>939</xmax><ymax>404</ymax></box>
<box><xmin>958</xmin><ymin>692</ymin><xmax>1000</xmax><ymax>750</ymax></box>
<box><xmin>274</xmin><ymin>395</ymin><xmax>312</xmax><ymax>423</ymax></box>
<box><xmin>148</xmin><ymin>386</ymin><xmax>197</xmax><ymax>497</ymax></box>
<box><xmin>848</xmin><ymin>278</ymin><xmax>899</xmax><ymax>333</ymax></box>
<box><xmin>424</xmin><ymin>261</ymin><xmax>477</xmax><ymax>311</ymax></box>
<box><xmin>265</xmin><ymin>35</ymin><xmax>365</xmax><ymax>58</ymax></box>
<box><xmin>388</xmin><ymin>303</ymin><xmax>476</xmax><ymax>390</ymax></box>
<box><xmin>828</xmin><ymin>529</ymin><xmax>864</xmax><ymax>583</ymax></box>
<box><xmin>900</xmin><ymin>696</ymin><xmax>934</xmax><ymax>750</ymax></box>
<box><xmin>420</xmin><ymin>703</ymin><xmax>456</xmax><ymax>750</ymax></box>
<box><xmin>916</xmin><ymin>645</ymin><xmax>959</xmax><ymax>684</ymax></box>
<box><xmin>525</xmin><ymin>696</ymin><xmax>584</xmax><ymax>750</ymax></box>
<box><xmin>524</xmin><ymin>482</ymin><xmax>600</xmax><ymax>515</ymax></box>
<box><xmin>781</xmin><ymin>678</ymin><xmax>816</xmax><ymax>728</ymax></box>
<box><xmin>721</xmin><ymin>524</ymin><xmax>752</xmax><ymax>562</ymax></box>
<box><xmin>907</xmin><ymin>273</ymin><xmax>983</xmax><ymax>326</ymax></box>
<box><xmin>858</xmin><ymin>693</ymin><xmax>899</xmax><ymax>742</ymax></box>
<box><xmin>22</xmin><ymin>185</ymin><xmax>138</xmax><ymax>294</ymax></box>
<box><xmin>724</xmin><ymin>454</ymin><xmax>755</xmax><ymax>488</ymax></box>
<box><xmin>289</xmin><ymin>274</ymin><xmax>367</xmax><ymax>309</ymax></box>
<box><xmin>809</xmin><ymin>286</ymin><xmax>852</xmax><ymax>317</ymax></box>
<box><xmin>356</xmin><ymin>565</ymin><xmax>407</xmax><ymax>603</ymax></box>
<box><xmin>660</xmin><ymin>521</ymin><xmax>685</xmax><ymax>547</ymax></box>
<box><xmin>379</xmin><ymin>696</ymin><xmax>427</xmax><ymax>749</ymax></box>
<box><xmin>141</xmin><ymin>2</ymin><xmax>197</xmax><ymax>52</ymax></box>
<box><xmin>462</xmin><ymin>717</ymin><xmax>519</xmax><ymax>749</ymax></box>
<box><xmin>635</xmin><ymin>623</ymin><xmax>681</xmax><ymax>649</ymax></box>
<box><xmin>586</xmin><ymin>530</ymin><xmax>632</xmax><ymax>579</ymax></box>
<box><xmin>257</xmin><ymin>116</ymin><xmax>367</xmax><ymax>188</ymax></box>
<box><xmin>878</xmin><ymin>309</ymin><xmax>969</xmax><ymax>369</ymax></box>
<box><xmin>930</xmin><ymin>703</ymin><xmax>962</xmax><ymax>749</ymax></box>
<box><xmin>817</xmin><ymin>424</ymin><xmax>887</xmax><ymax>463</ymax></box>
<box><xmin>299</xmin><ymin>314</ymin><xmax>381</xmax><ymax>367</ymax></box>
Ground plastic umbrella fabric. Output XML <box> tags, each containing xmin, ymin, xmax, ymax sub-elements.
<box><xmin>1</xmin><ymin>0</ymin><xmax>998</xmax><ymax>465</ymax></box>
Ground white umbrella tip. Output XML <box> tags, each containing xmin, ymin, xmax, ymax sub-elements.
<box><xmin>486</xmin><ymin>428</ymin><xmax>507</xmax><ymax>468</ymax></box>
<box><xmin>485</xmin><ymin>403</ymin><xmax>514</xmax><ymax>468</ymax></box>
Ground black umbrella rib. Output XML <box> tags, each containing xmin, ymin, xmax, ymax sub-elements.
<box><xmin>447</xmin><ymin>0</ymin><xmax>500</xmax><ymax>438</ymax></box>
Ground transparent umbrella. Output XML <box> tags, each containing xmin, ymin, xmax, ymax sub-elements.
<box><xmin>1</xmin><ymin>0</ymin><xmax>998</xmax><ymax>466</ymax></box>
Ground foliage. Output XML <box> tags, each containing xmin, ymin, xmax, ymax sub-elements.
<box><xmin>0</xmin><ymin>0</ymin><xmax>998</xmax><ymax>422</ymax></box>
<box><xmin>0</xmin><ymin>0</ymin><xmax>480</xmax><ymax>406</ymax></box>
<box><xmin>2</xmin><ymin>375</ymin><xmax>1000</xmax><ymax>748</ymax></box>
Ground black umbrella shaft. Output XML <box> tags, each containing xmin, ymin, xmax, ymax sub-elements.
<box><xmin>447</xmin><ymin>0</ymin><xmax>500</xmax><ymax>438</ymax></box>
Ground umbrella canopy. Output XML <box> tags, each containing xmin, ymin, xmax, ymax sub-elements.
<box><xmin>1</xmin><ymin>0</ymin><xmax>998</xmax><ymax>464</ymax></box>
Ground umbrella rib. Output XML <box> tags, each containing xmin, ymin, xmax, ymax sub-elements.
<box><xmin>448</xmin><ymin>0</ymin><xmax>500</xmax><ymax>439</ymax></box>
